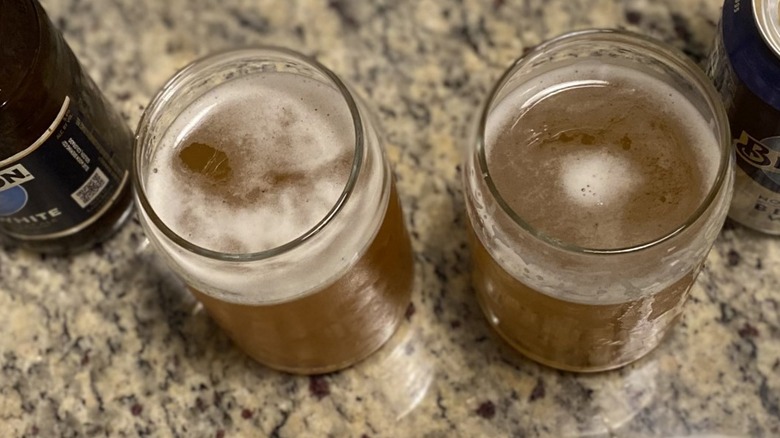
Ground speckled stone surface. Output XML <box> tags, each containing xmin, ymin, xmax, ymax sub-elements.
<box><xmin>1</xmin><ymin>0</ymin><xmax>779</xmax><ymax>436</ymax></box>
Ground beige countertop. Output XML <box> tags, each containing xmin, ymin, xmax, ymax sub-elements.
<box><xmin>1</xmin><ymin>0</ymin><xmax>779</xmax><ymax>436</ymax></box>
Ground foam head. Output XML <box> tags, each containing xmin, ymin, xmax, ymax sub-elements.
<box><xmin>146</xmin><ymin>72</ymin><xmax>355</xmax><ymax>254</ymax></box>
<box><xmin>563</xmin><ymin>151</ymin><xmax>639</xmax><ymax>208</ymax></box>
<box><xmin>485</xmin><ymin>61</ymin><xmax>720</xmax><ymax>249</ymax></box>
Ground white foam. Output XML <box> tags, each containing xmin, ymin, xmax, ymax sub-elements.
<box><xmin>563</xmin><ymin>151</ymin><xmax>639</xmax><ymax>207</ymax></box>
<box><xmin>146</xmin><ymin>72</ymin><xmax>354</xmax><ymax>254</ymax></box>
<box><xmin>140</xmin><ymin>71</ymin><xmax>390</xmax><ymax>305</ymax></box>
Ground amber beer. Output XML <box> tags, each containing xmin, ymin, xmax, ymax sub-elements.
<box><xmin>134</xmin><ymin>49</ymin><xmax>413</xmax><ymax>374</ymax></box>
<box><xmin>464</xmin><ymin>30</ymin><xmax>734</xmax><ymax>372</ymax></box>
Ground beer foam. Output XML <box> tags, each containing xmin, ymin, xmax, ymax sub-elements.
<box><xmin>486</xmin><ymin>62</ymin><xmax>719</xmax><ymax>185</ymax></box>
<box><xmin>146</xmin><ymin>72</ymin><xmax>355</xmax><ymax>254</ymax></box>
<box><xmin>485</xmin><ymin>61</ymin><xmax>720</xmax><ymax>247</ymax></box>
<box><xmin>563</xmin><ymin>152</ymin><xmax>639</xmax><ymax>207</ymax></box>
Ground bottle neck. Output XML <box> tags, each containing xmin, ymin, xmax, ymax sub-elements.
<box><xmin>0</xmin><ymin>0</ymin><xmax>69</xmax><ymax>153</ymax></box>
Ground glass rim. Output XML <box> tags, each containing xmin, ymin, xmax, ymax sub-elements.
<box><xmin>476</xmin><ymin>28</ymin><xmax>732</xmax><ymax>255</ymax></box>
<box><xmin>133</xmin><ymin>46</ymin><xmax>365</xmax><ymax>262</ymax></box>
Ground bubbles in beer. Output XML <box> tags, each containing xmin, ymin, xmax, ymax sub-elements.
<box><xmin>146</xmin><ymin>72</ymin><xmax>355</xmax><ymax>254</ymax></box>
<box><xmin>564</xmin><ymin>152</ymin><xmax>638</xmax><ymax>208</ymax></box>
<box><xmin>486</xmin><ymin>63</ymin><xmax>719</xmax><ymax>249</ymax></box>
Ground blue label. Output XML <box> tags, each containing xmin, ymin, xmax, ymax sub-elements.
<box><xmin>0</xmin><ymin>97</ymin><xmax>126</xmax><ymax>238</ymax></box>
<box><xmin>0</xmin><ymin>186</ymin><xmax>28</xmax><ymax>216</ymax></box>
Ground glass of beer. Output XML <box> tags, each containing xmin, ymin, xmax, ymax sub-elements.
<box><xmin>133</xmin><ymin>48</ymin><xmax>414</xmax><ymax>374</ymax></box>
<box><xmin>463</xmin><ymin>30</ymin><xmax>734</xmax><ymax>372</ymax></box>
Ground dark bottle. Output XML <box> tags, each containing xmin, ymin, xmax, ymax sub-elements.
<box><xmin>0</xmin><ymin>0</ymin><xmax>133</xmax><ymax>253</ymax></box>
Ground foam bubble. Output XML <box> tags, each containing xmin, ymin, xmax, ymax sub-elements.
<box><xmin>563</xmin><ymin>151</ymin><xmax>639</xmax><ymax>207</ymax></box>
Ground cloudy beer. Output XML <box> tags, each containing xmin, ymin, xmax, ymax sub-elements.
<box><xmin>134</xmin><ymin>49</ymin><xmax>413</xmax><ymax>374</ymax></box>
<box><xmin>464</xmin><ymin>31</ymin><xmax>734</xmax><ymax>371</ymax></box>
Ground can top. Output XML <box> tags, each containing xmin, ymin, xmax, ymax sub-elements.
<box><xmin>754</xmin><ymin>0</ymin><xmax>780</xmax><ymax>59</ymax></box>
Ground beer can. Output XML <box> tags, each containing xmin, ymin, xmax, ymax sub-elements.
<box><xmin>706</xmin><ymin>0</ymin><xmax>780</xmax><ymax>234</ymax></box>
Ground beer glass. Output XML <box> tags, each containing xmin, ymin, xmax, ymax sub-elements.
<box><xmin>463</xmin><ymin>30</ymin><xmax>734</xmax><ymax>372</ymax></box>
<box><xmin>134</xmin><ymin>48</ymin><xmax>414</xmax><ymax>374</ymax></box>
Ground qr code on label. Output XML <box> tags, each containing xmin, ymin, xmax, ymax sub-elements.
<box><xmin>72</xmin><ymin>168</ymin><xmax>109</xmax><ymax>208</ymax></box>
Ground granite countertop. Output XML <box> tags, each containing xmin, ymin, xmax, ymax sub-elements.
<box><xmin>2</xmin><ymin>0</ymin><xmax>779</xmax><ymax>436</ymax></box>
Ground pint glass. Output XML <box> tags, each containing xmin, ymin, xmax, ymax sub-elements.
<box><xmin>134</xmin><ymin>48</ymin><xmax>414</xmax><ymax>374</ymax></box>
<box><xmin>463</xmin><ymin>30</ymin><xmax>734</xmax><ymax>372</ymax></box>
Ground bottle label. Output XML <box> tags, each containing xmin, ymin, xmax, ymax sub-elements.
<box><xmin>0</xmin><ymin>96</ymin><xmax>128</xmax><ymax>239</ymax></box>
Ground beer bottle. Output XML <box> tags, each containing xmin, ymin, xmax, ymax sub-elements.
<box><xmin>0</xmin><ymin>0</ymin><xmax>134</xmax><ymax>253</ymax></box>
